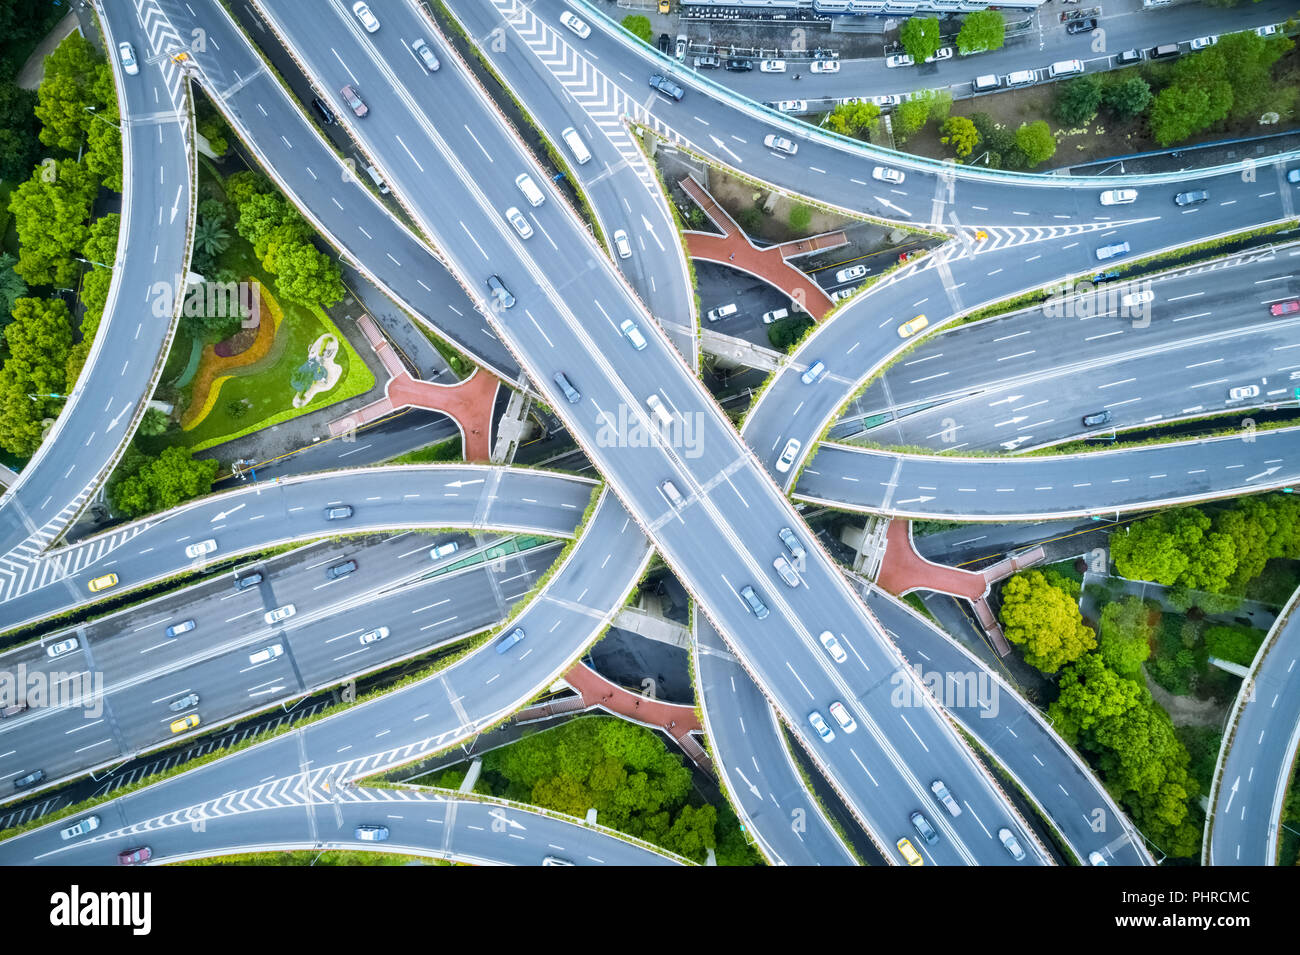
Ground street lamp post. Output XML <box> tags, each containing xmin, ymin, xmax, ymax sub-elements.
<box><xmin>83</xmin><ymin>105</ymin><xmax>120</xmax><ymax>130</ymax></box>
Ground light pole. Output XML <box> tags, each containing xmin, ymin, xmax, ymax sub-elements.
<box><xmin>83</xmin><ymin>105</ymin><xmax>120</xmax><ymax>130</ymax></box>
<box><xmin>1094</xmin><ymin>160</ymin><xmax>1126</xmax><ymax>175</ymax></box>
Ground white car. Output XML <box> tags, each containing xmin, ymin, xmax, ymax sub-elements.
<box><xmin>869</xmin><ymin>94</ymin><xmax>902</xmax><ymax>107</ymax></box>
<box><xmin>60</xmin><ymin>816</ymin><xmax>101</xmax><ymax>841</ymax></box>
<box><xmin>810</xmin><ymin>59</ymin><xmax>840</xmax><ymax>74</ymax></box>
<box><xmin>828</xmin><ymin>701</ymin><xmax>857</xmax><ymax>733</ymax></box>
<box><xmin>185</xmin><ymin>538</ymin><xmax>217</xmax><ymax>559</ymax></box>
<box><xmin>774</xmin><ymin>99</ymin><xmax>807</xmax><ymax>114</ymax></box>
<box><xmin>619</xmin><ymin>318</ymin><xmax>648</xmax><ymax>350</ymax></box>
<box><xmin>1189</xmin><ymin>35</ymin><xmax>1217</xmax><ymax>50</ymax></box>
<box><xmin>775</xmin><ymin>438</ymin><xmax>801</xmax><ymax>473</ymax></box>
<box><xmin>835</xmin><ymin>264</ymin><xmax>868</xmax><ymax>283</ymax></box>
<box><xmin>674</xmin><ymin>36</ymin><xmax>688</xmax><ymax>61</ymax></box>
<box><xmin>1256</xmin><ymin>25</ymin><xmax>1279</xmax><ymax>37</ymax></box>
<box><xmin>1229</xmin><ymin>385</ymin><xmax>1261</xmax><ymax>401</ymax></box>
<box><xmin>1099</xmin><ymin>189</ymin><xmax>1138</xmax><ymax>205</ymax></box>
<box><xmin>47</xmin><ymin>637</ymin><xmax>80</xmax><ymax>658</ymax></box>
<box><xmin>818</xmin><ymin>630</ymin><xmax>847</xmax><ymax>663</ymax></box>
<box><xmin>808</xmin><ymin>710</ymin><xmax>835</xmax><ymax>742</ymax></box>
<box><xmin>264</xmin><ymin>605</ymin><xmax>296</xmax><ymax>625</ymax></box>
<box><xmin>1119</xmin><ymin>288</ymin><xmax>1154</xmax><ymax>308</ymax></box>
<box><xmin>1088</xmin><ymin>850</ymin><xmax>1109</xmax><ymax>866</ymax></box>
<box><xmin>613</xmin><ymin>229</ymin><xmax>632</xmax><ymax>259</ymax></box>
<box><xmin>885</xmin><ymin>53</ymin><xmax>914</xmax><ymax>68</ymax></box>
<box><xmin>359</xmin><ymin>626</ymin><xmax>390</xmax><ymax>645</ymax></box>
<box><xmin>925</xmin><ymin>47</ymin><xmax>954</xmax><ymax>63</ymax></box>
<box><xmin>832</xmin><ymin>288</ymin><xmax>856</xmax><ymax>302</ymax></box>
<box><xmin>118</xmin><ymin>42</ymin><xmax>139</xmax><ymax>76</ymax></box>
<box><xmin>759</xmin><ymin>59</ymin><xmax>786</xmax><ymax>73</ymax></box>
<box><xmin>872</xmin><ymin>166</ymin><xmax>905</xmax><ymax>184</ymax></box>
<box><xmin>505</xmin><ymin>206</ymin><xmax>533</xmax><ymax>239</ymax></box>
<box><xmin>352</xmin><ymin>1</ymin><xmax>380</xmax><ymax>33</ymax></box>
<box><xmin>763</xmin><ymin>133</ymin><xmax>798</xmax><ymax>156</ymax></box>
<box><xmin>559</xmin><ymin>11</ymin><xmax>591</xmax><ymax>39</ymax></box>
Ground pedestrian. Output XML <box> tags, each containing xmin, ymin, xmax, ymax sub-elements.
<box><xmin>729</xmin><ymin>252</ymin><xmax>735</xmax><ymax>261</ymax></box>
<box><xmin>793</xmin><ymin>73</ymin><xmax>801</xmax><ymax>80</ymax></box>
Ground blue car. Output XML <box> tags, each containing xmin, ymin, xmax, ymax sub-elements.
<box><xmin>496</xmin><ymin>627</ymin><xmax>526</xmax><ymax>654</ymax></box>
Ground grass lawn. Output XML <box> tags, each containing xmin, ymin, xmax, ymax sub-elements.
<box><xmin>387</xmin><ymin>436</ymin><xmax>462</xmax><ymax>465</ymax></box>
<box><xmin>149</xmin><ymin>239</ymin><xmax>374</xmax><ymax>455</ymax></box>
<box><xmin>178</xmin><ymin>849</ymin><xmax>447</xmax><ymax>866</ymax></box>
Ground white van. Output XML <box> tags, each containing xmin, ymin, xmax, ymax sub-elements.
<box><xmin>364</xmin><ymin>163</ymin><xmax>390</xmax><ymax>194</ymax></box>
<box><xmin>972</xmin><ymin>74</ymin><xmax>1000</xmax><ymax>92</ymax></box>
<box><xmin>660</xmin><ymin>480</ymin><xmax>685</xmax><ymax>509</ymax></box>
<box><xmin>561</xmin><ymin>127</ymin><xmax>591</xmax><ymax>165</ymax></box>
<box><xmin>645</xmin><ymin>393</ymin><xmax>674</xmax><ymax>429</ymax></box>
<box><xmin>1005</xmin><ymin>69</ymin><xmax>1036</xmax><ymax>87</ymax></box>
<box><xmin>706</xmin><ymin>302</ymin><xmax>738</xmax><ymax>322</ymax></box>
<box><xmin>515</xmin><ymin>172</ymin><xmax>545</xmax><ymax>207</ymax></box>
<box><xmin>1048</xmin><ymin>59</ymin><xmax>1084</xmax><ymax>78</ymax></box>
<box><xmin>762</xmin><ymin>307</ymin><xmax>789</xmax><ymax>325</ymax></box>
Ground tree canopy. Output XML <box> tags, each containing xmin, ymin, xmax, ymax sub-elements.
<box><xmin>955</xmin><ymin>10</ymin><xmax>1005</xmax><ymax>55</ymax></box>
<box><xmin>998</xmin><ymin>569</ymin><xmax>1096</xmax><ymax>673</ymax></box>
<box><xmin>0</xmin><ymin>296</ymin><xmax>73</xmax><ymax>455</ymax></box>
<box><xmin>8</xmin><ymin>158</ymin><xmax>99</xmax><ymax>288</ymax></box>
<box><xmin>109</xmin><ymin>445</ymin><xmax>220</xmax><ymax>517</ymax></box>
<box><xmin>1014</xmin><ymin>121</ymin><xmax>1057</xmax><ymax>166</ymax></box>
<box><xmin>899</xmin><ymin>17</ymin><xmax>941</xmax><ymax>63</ymax></box>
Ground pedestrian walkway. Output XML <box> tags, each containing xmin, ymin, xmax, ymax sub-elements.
<box><xmin>326</xmin><ymin>315</ymin><xmax>499</xmax><ymax>461</ymax></box>
<box><xmin>16</xmin><ymin>10</ymin><xmax>80</xmax><ymax>90</ymax></box>
<box><xmin>515</xmin><ymin>662</ymin><xmax>710</xmax><ymax>771</ymax></box>
<box><xmin>678</xmin><ymin>176</ymin><xmax>842</xmax><ymax>319</ymax></box>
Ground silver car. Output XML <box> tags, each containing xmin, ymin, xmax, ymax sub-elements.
<box><xmin>763</xmin><ymin>134</ymin><xmax>798</xmax><ymax>156</ymax></box>
<box><xmin>773</xmin><ymin>555</ymin><xmax>800</xmax><ymax>587</ymax></box>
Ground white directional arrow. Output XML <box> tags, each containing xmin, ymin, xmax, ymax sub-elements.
<box><xmin>732</xmin><ymin>766</ymin><xmax>761</xmax><ymax>799</ymax></box>
<box><xmin>994</xmin><ymin>416</ymin><xmax>1028</xmax><ymax>428</ymax></box>
<box><xmin>1223</xmin><ymin>776</ymin><xmax>1240</xmax><ymax>814</ymax></box>
<box><xmin>708</xmin><ymin>134</ymin><xmax>744</xmax><ymax>166</ymax></box>
<box><xmin>445</xmin><ymin>479</ymin><xmax>485</xmax><ymax>488</ymax></box>
<box><xmin>873</xmin><ymin>195</ymin><xmax>912</xmax><ymax>218</ymax></box>
<box><xmin>210</xmin><ymin>503</ymin><xmax>246</xmax><ymax>523</ymax></box>
<box><xmin>169</xmin><ymin>183</ymin><xmax>183</xmax><ymax>224</ymax></box>
<box><xmin>1000</xmin><ymin>436</ymin><xmax>1031</xmax><ymax>450</ymax></box>
<box><xmin>105</xmin><ymin>405</ymin><xmax>129</xmax><ymax>432</ymax></box>
<box><xmin>640</xmin><ymin>214</ymin><xmax>665</xmax><ymax>252</ymax></box>
<box><xmin>488</xmin><ymin>807</ymin><xmax>526</xmax><ymax>831</ymax></box>
<box><xmin>1245</xmin><ymin>465</ymin><xmax>1282</xmax><ymax>483</ymax></box>
<box><xmin>988</xmin><ymin>395</ymin><xmax>1025</xmax><ymax>406</ymax></box>
<box><xmin>894</xmin><ymin>495</ymin><xmax>936</xmax><ymax>506</ymax></box>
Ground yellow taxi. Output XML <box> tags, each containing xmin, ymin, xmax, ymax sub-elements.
<box><xmin>897</xmin><ymin>837</ymin><xmax>924</xmax><ymax>866</ymax></box>
<box><xmin>897</xmin><ymin>314</ymin><xmax>928</xmax><ymax>338</ymax></box>
<box><xmin>169</xmin><ymin>714</ymin><xmax>201</xmax><ymax>734</ymax></box>
<box><xmin>88</xmin><ymin>573</ymin><xmax>119</xmax><ymax>593</ymax></box>
<box><xmin>658</xmin><ymin>0</ymin><xmax>670</xmax><ymax>12</ymax></box>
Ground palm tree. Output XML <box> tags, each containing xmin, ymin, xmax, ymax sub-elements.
<box><xmin>192</xmin><ymin>215</ymin><xmax>231</xmax><ymax>260</ymax></box>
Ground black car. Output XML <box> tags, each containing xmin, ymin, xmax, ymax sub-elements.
<box><xmin>1082</xmin><ymin>410</ymin><xmax>1112</xmax><ymax>427</ymax></box>
<box><xmin>1066</xmin><ymin>17</ymin><xmax>1097</xmax><ymax>35</ymax></box>
<box><xmin>657</xmin><ymin>33</ymin><xmax>670</xmax><ymax>54</ymax></box>
<box><xmin>324</xmin><ymin>505</ymin><xmax>353</xmax><ymax>520</ymax></box>
<box><xmin>327</xmin><ymin>559</ymin><xmax>357</xmax><ymax>580</ymax></box>
<box><xmin>311</xmin><ymin>97</ymin><xmax>336</xmax><ymax>125</ymax></box>
<box><xmin>487</xmin><ymin>274</ymin><xmax>516</xmax><ymax>309</ymax></box>
<box><xmin>14</xmin><ymin>769</ymin><xmax>44</xmax><ymax>790</ymax></box>
<box><xmin>1175</xmin><ymin>190</ymin><xmax>1209</xmax><ymax>206</ymax></box>
<box><xmin>235</xmin><ymin>572</ymin><xmax>263</xmax><ymax>591</ymax></box>
<box><xmin>725</xmin><ymin>58</ymin><xmax>754</xmax><ymax>72</ymax></box>
<box><xmin>1116</xmin><ymin>48</ymin><xmax>1143</xmax><ymax>65</ymax></box>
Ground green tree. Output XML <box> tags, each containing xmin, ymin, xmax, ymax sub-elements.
<box><xmin>824</xmin><ymin>99</ymin><xmax>880</xmax><ymax>137</ymax></box>
<box><xmin>193</xmin><ymin>213</ymin><xmax>232</xmax><ymax>261</ymax></box>
<box><xmin>894</xmin><ymin>95</ymin><xmax>932</xmax><ymax>142</ymax></box>
<box><xmin>83</xmin><ymin>107</ymin><xmax>122</xmax><ymax>191</ymax></box>
<box><xmin>898</xmin><ymin>16</ymin><xmax>941</xmax><ymax>64</ymax></box>
<box><xmin>1054</xmin><ymin>76</ymin><xmax>1102</xmax><ymax>125</ymax></box>
<box><xmin>1014</xmin><ymin>121</ymin><xmax>1056</xmax><ymax>166</ymax></box>
<box><xmin>998</xmin><ymin>570</ymin><xmax>1097</xmax><ymax>673</ymax></box>
<box><xmin>267</xmin><ymin>241</ymin><xmax>345</xmax><ymax>308</ymax></box>
<box><xmin>0</xmin><ymin>80</ymin><xmax>41</xmax><ymax>181</ymax></box>
<box><xmin>1149</xmin><ymin>48</ymin><xmax>1234</xmax><ymax>146</ymax></box>
<box><xmin>1204</xmin><ymin>625</ymin><xmax>1263</xmax><ymax>667</ymax></box>
<box><xmin>137</xmin><ymin>407</ymin><xmax>170</xmax><ymax>436</ymax></box>
<box><xmin>1112</xmin><ymin>507</ymin><xmax>1210</xmax><ymax>585</ymax></box>
<box><xmin>1102</xmin><ymin>76</ymin><xmax>1152</xmax><ymax>120</ymax></box>
<box><xmin>969</xmin><ymin>112</ymin><xmax>1019</xmax><ymax>168</ymax></box>
<box><xmin>1049</xmin><ymin>651</ymin><xmax>1144</xmax><ymax>743</ymax></box>
<box><xmin>0</xmin><ymin>296</ymin><xmax>73</xmax><ymax>455</ymax></box>
<box><xmin>1214</xmin><ymin>28</ymin><xmax>1293</xmax><ymax>123</ymax></box>
<box><xmin>34</xmin><ymin>32</ymin><xmax>112</xmax><ymax>153</ymax></box>
<box><xmin>1180</xmin><ymin>530</ymin><xmax>1238</xmax><ymax>593</ymax></box>
<box><xmin>1098</xmin><ymin>595</ymin><xmax>1156</xmax><ymax>678</ymax></box>
<box><xmin>109</xmin><ymin>445</ymin><xmax>220</xmax><ymax>517</ymax></box>
<box><xmin>8</xmin><ymin>158</ymin><xmax>100</xmax><ymax>288</ymax></box>
<box><xmin>224</xmin><ymin>170</ymin><xmax>273</xmax><ymax>209</ymax></box>
<box><xmin>955</xmin><ymin>10</ymin><xmax>1005</xmax><ymax>55</ymax></box>
<box><xmin>81</xmin><ymin>213</ymin><xmax>120</xmax><ymax>270</ymax></box>
<box><xmin>197</xmin><ymin>111</ymin><xmax>230</xmax><ymax>156</ymax></box>
<box><xmin>766</xmin><ymin>315</ymin><xmax>813</xmax><ymax>352</ymax></box>
<box><xmin>0</xmin><ymin>252</ymin><xmax>29</xmax><ymax>324</ymax></box>
<box><xmin>940</xmin><ymin>115</ymin><xmax>980</xmax><ymax>159</ymax></box>
<box><xmin>788</xmin><ymin>203</ymin><xmax>812</xmax><ymax>233</ymax></box>
<box><xmin>621</xmin><ymin>14</ymin><xmax>653</xmax><ymax>46</ymax></box>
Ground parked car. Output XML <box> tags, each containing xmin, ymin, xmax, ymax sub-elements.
<box><xmin>828</xmin><ymin>701</ymin><xmax>857</xmax><ymax>733</ymax></box>
<box><xmin>118</xmin><ymin>846</ymin><xmax>152</xmax><ymax>865</ymax></box>
<box><xmin>1175</xmin><ymin>190</ymin><xmax>1209</xmax><ymax>206</ymax></box>
<box><xmin>910</xmin><ymin>810</ymin><xmax>938</xmax><ymax>844</ymax></box>
<box><xmin>1082</xmin><ymin>410</ymin><xmax>1112</xmax><ymax>427</ymax></box>
<box><xmin>724</xmin><ymin>58</ymin><xmax>754</xmax><ymax>72</ymax></box>
<box><xmin>559</xmin><ymin>11</ymin><xmax>591</xmax><ymax>39</ymax></box>
<box><xmin>759</xmin><ymin>59</ymin><xmax>785</xmax><ymax>73</ymax></box>
<box><xmin>998</xmin><ymin>827</ymin><xmax>1027</xmax><ymax>861</ymax></box>
<box><xmin>693</xmin><ymin>54</ymin><xmax>720</xmax><ymax>69</ymax></box>
<box><xmin>675</xmin><ymin>35</ymin><xmax>688</xmax><ymax>60</ymax></box>
<box><xmin>1270</xmin><ymin>300</ymin><xmax>1299</xmax><ymax>316</ymax></box>
<box><xmin>165</xmin><ymin>619</ymin><xmax>196</xmax><ymax>638</ymax></box>
<box><xmin>835</xmin><ymin>264</ymin><xmax>868</xmax><ymax>283</ymax></box>
<box><xmin>1066</xmin><ymin>17</ymin><xmax>1097</xmax><ymax>35</ymax></box>
<box><xmin>924</xmin><ymin>46</ymin><xmax>953</xmax><ymax>62</ymax></box>
<box><xmin>931</xmin><ymin>779</ymin><xmax>962</xmax><ymax>817</ymax></box>
<box><xmin>340</xmin><ymin>84</ymin><xmax>368</xmax><ymax>118</ymax></box>
<box><xmin>1189</xmin><ymin>35</ymin><xmax>1217</xmax><ymax>50</ymax></box>
<box><xmin>410</xmin><ymin>38</ymin><xmax>440</xmax><ymax>72</ymax></box>
<box><xmin>763</xmin><ymin>133</ymin><xmax>798</xmax><ymax>156</ymax></box>
<box><xmin>1116</xmin><ymin>48</ymin><xmax>1144</xmax><ymax>65</ymax></box>
<box><xmin>1228</xmin><ymin>385</ymin><xmax>1261</xmax><ymax>401</ymax></box>
<box><xmin>118</xmin><ymin>41</ymin><xmax>139</xmax><ymax>75</ymax></box>
<box><xmin>872</xmin><ymin>166</ymin><xmax>905</xmax><ymax>184</ymax></box>
<box><xmin>800</xmin><ymin>360</ymin><xmax>826</xmax><ymax>385</ymax></box>
<box><xmin>774</xmin><ymin>99</ymin><xmax>807</xmax><ymax>113</ymax></box>
<box><xmin>818</xmin><ymin>630</ymin><xmax>847</xmax><ymax>663</ymax></box>
<box><xmin>360</xmin><ymin>627</ymin><xmax>389</xmax><ymax>645</ymax></box>
<box><xmin>775</xmin><ymin>438</ymin><xmax>801</xmax><ymax>473</ymax></box>
<box><xmin>706</xmin><ymin>303</ymin><xmax>738</xmax><ymax>322</ymax></box>
<box><xmin>810</xmin><ymin>59</ymin><xmax>839</xmax><ymax>74</ymax></box>
<box><xmin>869</xmin><ymin>94</ymin><xmax>902</xmax><ymax>107</ymax></box>
<box><xmin>897</xmin><ymin>314</ymin><xmax>929</xmax><ymax>338</ymax></box>
<box><xmin>325</xmin><ymin>504</ymin><xmax>353</xmax><ymax>520</ymax></box>
<box><xmin>657</xmin><ymin>34</ymin><xmax>670</xmax><ymax>54</ymax></box>
<box><xmin>885</xmin><ymin>53</ymin><xmax>913</xmax><ymax>68</ymax></box>
<box><xmin>47</xmin><ymin>637</ymin><xmax>79</xmax><ymax>659</ymax></box>
<box><xmin>1099</xmin><ymin>189</ymin><xmax>1137</xmax><ymax>205</ymax></box>
<box><xmin>808</xmin><ymin>710</ymin><xmax>835</xmax><ymax>742</ymax></box>
<box><xmin>496</xmin><ymin>627</ymin><xmax>526</xmax><ymax>654</ymax></box>
<box><xmin>487</xmin><ymin>274</ymin><xmax>515</xmax><ymax>309</ymax></box>
<box><xmin>648</xmin><ymin>74</ymin><xmax>684</xmax><ymax>100</ymax></box>
<box><xmin>355</xmin><ymin>825</ymin><xmax>389</xmax><ymax>841</ymax></box>
<box><xmin>352</xmin><ymin>1</ymin><xmax>379</xmax><ymax>32</ymax></box>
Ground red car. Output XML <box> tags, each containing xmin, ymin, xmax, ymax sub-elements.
<box><xmin>340</xmin><ymin>84</ymin><xmax>368</xmax><ymax>118</ymax></box>
<box><xmin>898</xmin><ymin>250</ymin><xmax>925</xmax><ymax>264</ymax></box>
<box><xmin>1270</xmin><ymin>300</ymin><xmax>1299</xmax><ymax>316</ymax></box>
<box><xmin>117</xmin><ymin>846</ymin><xmax>152</xmax><ymax>865</ymax></box>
